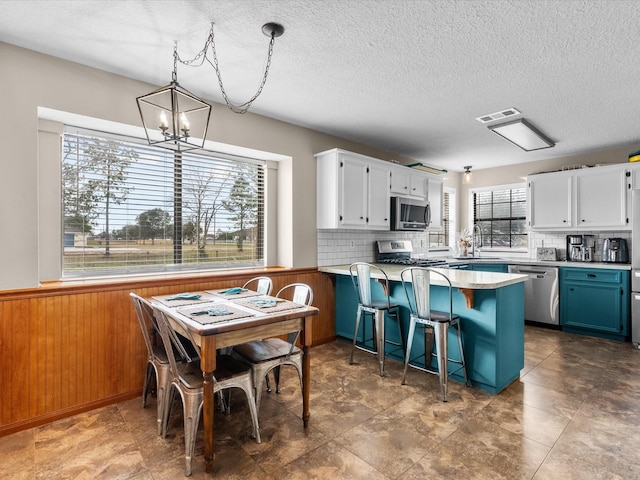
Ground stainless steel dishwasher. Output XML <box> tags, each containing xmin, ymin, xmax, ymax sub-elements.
<box><xmin>508</xmin><ymin>265</ymin><xmax>559</xmax><ymax>325</ymax></box>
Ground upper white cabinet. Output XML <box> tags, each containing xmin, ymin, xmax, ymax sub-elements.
<box><xmin>390</xmin><ymin>164</ymin><xmax>427</xmax><ymax>199</ymax></box>
<box><xmin>316</xmin><ymin>149</ymin><xmax>391</xmax><ymax>230</ymax></box>
<box><xmin>528</xmin><ymin>163</ymin><xmax>631</xmax><ymax>231</ymax></box>
<box><xmin>528</xmin><ymin>171</ymin><xmax>572</xmax><ymax>229</ymax></box>
<box><xmin>316</xmin><ymin>148</ymin><xmax>444</xmax><ymax>231</ymax></box>
<box><xmin>575</xmin><ymin>167</ymin><xmax>628</xmax><ymax>229</ymax></box>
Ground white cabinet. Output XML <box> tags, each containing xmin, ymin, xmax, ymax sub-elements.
<box><xmin>528</xmin><ymin>171</ymin><xmax>572</xmax><ymax>229</ymax></box>
<box><xmin>366</xmin><ymin>162</ymin><xmax>393</xmax><ymax>228</ymax></box>
<box><xmin>390</xmin><ymin>165</ymin><xmax>427</xmax><ymax>199</ymax></box>
<box><xmin>390</xmin><ymin>163</ymin><xmax>443</xmax><ymax>229</ymax></box>
<box><xmin>528</xmin><ymin>164</ymin><xmax>631</xmax><ymax>231</ymax></box>
<box><xmin>575</xmin><ymin>167</ymin><xmax>628</xmax><ymax>229</ymax></box>
<box><xmin>316</xmin><ymin>149</ymin><xmax>391</xmax><ymax>230</ymax></box>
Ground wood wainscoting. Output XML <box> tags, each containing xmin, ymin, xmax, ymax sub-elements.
<box><xmin>0</xmin><ymin>268</ymin><xmax>336</xmax><ymax>437</ymax></box>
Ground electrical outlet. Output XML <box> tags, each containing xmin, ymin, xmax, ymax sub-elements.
<box><xmin>350</xmin><ymin>240</ymin><xmax>355</xmax><ymax>248</ymax></box>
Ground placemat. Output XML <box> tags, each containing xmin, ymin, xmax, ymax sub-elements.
<box><xmin>206</xmin><ymin>288</ymin><xmax>262</xmax><ymax>300</ymax></box>
<box><xmin>177</xmin><ymin>304</ymin><xmax>255</xmax><ymax>325</ymax></box>
<box><xmin>152</xmin><ymin>292</ymin><xmax>218</xmax><ymax>307</ymax></box>
<box><xmin>237</xmin><ymin>298</ymin><xmax>307</xmax><ymax>314</ymax></box>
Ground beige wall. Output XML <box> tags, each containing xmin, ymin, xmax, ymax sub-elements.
<box><xmin>3</xmin><ymin>40</ymin><xmax>640</xmax><ymax>290</ymax></box>
<box><xmin>0</xmin><ymin>41</ymin><xmax>416</xmax><ymax>290</ymax></box>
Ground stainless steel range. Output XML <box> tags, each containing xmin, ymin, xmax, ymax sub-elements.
<box><xmin>375</xmin><ymin>240</ymin><xmax>446</xmax><ymax>267</ymax></box>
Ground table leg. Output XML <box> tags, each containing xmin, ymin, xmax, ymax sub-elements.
<box><xmin>200</xmin><ymin>335</ymin><xmax>217</xmax><ymax>474</ymax></box>
<box><xmin>302</xmin><ymin>315</ymin><xmax>313</xmax><ymax>427</ymax></box>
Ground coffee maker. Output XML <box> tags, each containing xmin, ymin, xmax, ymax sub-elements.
<box><xmin>566</xmin><ymin>234</ymin><xmax>594</xmax><ymax>262</ymax></box>
<box><xmin>582</xmin><ymin>235</ymin><xmax>595</xmax><ymax>262</ymax></box>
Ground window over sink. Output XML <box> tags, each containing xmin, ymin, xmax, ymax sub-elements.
<box><xmin>471</xmin><ymin>183</ymin><xmax>527</xmax><ymax>250</ymax></box>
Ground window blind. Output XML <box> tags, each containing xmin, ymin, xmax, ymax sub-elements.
<box><xmin>473</xmin><ymin>185</ymin><xmax>526</xmax><ymax>249</ymax></box>
<box><xmin>429</xmin><ymin>190</ymin><xmax>451</xmax><ymax>248</ymax></box>
<box><xmin>62</xmin><ymin>127</ymin><xmax>265</xmax><ymax>277</ymax></box>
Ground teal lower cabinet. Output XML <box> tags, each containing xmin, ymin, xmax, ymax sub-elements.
<box><xmin>471</xmin><ymin>263</ymin><xmax>508</xmax><ymax>273</ymax></box>
<box><xmin>334</xmin><ymin>274</ymin><xmax>524</xmax><ymax>394</ymax></box>
<box><xmin>560</xmin><ymin>267</ymin><xmax>629</xmax><ymax>341</ymax></box>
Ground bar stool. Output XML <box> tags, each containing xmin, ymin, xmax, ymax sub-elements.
<box><xmin>348</xmin><ymin>262</ymin><xmax>404</xmax><ymax>376</ymax></box>
<box><xmin>400</xmin><ymin>267</ymin><xmax>470</xmax><ymax>401</ymax></box>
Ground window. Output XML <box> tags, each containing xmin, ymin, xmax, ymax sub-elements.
<box><xmin>429</xmin><ymin>188</ymin><xmax>454</xmax><ymax>249</ymax></box>
<box><xmin>472</xmin><ymin>184</ymin><xmax>527</xmax><ymax>249</ymax></box>
<box><xmin>62</xmin><ymin>127</ymin><xmax>265</xmax><ymax>277</ymax></box>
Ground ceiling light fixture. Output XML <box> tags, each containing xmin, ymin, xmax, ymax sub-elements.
<box><xmin>136</xmin><ymin>21</ymin><xmax>284</xmax><ymax>151</ymax></box>
<box><xmin>489</xmin><ymin>119</ymin><xmax>555</xmax><ymax>151</ymax></box>
<box><xmin>463</xmin><ymin>166</ymin><xmax>472</xmax><ymax>184</ymax></box>
<box><xmin>136</xmin><ymin>43</ymin><xmax>212</xmax><ymax>151</ymax></box>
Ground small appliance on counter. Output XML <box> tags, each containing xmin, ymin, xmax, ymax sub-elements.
<box><xmin>565</xmin><ymin>234</ymin><xmax>595</xmax><ymax>262</ymax></box>
<box><xmin>602</xmin><ymin>237</ymin><xmax>629</xmax><ymax>263</ymax></box>
<box><xmin>535</xmin><ymin>247</ymin><xmax>557</xmax><ymax>261</ymax></box>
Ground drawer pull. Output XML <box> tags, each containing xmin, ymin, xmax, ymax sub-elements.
<box><xmin>586</xmin><ymin>273</ymin><xmax>596</xmax><ymax>278</ymax></box>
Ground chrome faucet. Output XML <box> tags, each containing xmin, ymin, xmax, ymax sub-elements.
<box><xmin>472</xmin><ymin>223</ymin><xmax>482</xmax><ymax>258</ymax></box>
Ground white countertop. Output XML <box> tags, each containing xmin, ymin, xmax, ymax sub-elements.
<box><xmin>445</xmin><ymin>256</ymin><xmax>632</xmax><ymax>270</ymax></box>
<box><xmin>318</xmin><ymin>264</ymin><xmax>528</xmax><ymax>290</ymax></box>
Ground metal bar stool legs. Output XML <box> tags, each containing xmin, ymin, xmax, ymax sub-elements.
<box><xmin>402</xmin><ymin>317</ymin><xmax>469</xmax><ymax>401</ymax></box>
<box><xmin>349</xmin><ymin>305</ymin><xmax>388</xmax><ymax>376</ymax></box>
<box><xmin>349</xmin><ymin>304</ymin><xmax>401</xmax><ymax>377</ymax></box>
<box><xmin>433</xmin><ymin>321</ymin><xmax>449</xmax><ymax>401</ymax></box>
<box><xmin>374</xmin><ymin>308</ymin><xmax>386</xmax><ymax>377</ymax></box>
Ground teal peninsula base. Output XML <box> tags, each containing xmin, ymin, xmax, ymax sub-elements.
<box><xmin>322</xmin><ymin>265</ymin><xmax>526</xmax><ymax>395</ymax></box>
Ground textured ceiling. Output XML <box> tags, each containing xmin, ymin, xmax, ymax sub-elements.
<box><xmin>2</xmin><ymin>0</ymin><xmax>640</xmax><ymax>172</ymax></box>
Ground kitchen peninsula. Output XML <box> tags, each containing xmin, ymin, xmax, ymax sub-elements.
<box><xmin>319</xmin><ymin>265</ymin><xmax>528</xmax><ymax>394</ymax></box>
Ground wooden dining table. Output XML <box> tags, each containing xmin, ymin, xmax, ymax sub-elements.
<box><xmin>150</xmin><ymin>288</ymin><xmax>319</xmax><ymax>474</ymax></box>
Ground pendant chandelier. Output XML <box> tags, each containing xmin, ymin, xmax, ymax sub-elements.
<box><xmin>136</xmin><ymin>21</ymin><xmax>285</xmax><ymax>151</ymax></box>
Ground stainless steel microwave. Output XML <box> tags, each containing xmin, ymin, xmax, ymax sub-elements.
<box><xmin>390</xmin><ymin>196</ymin><xmax>430</xmax><ymax>231</ymax></box>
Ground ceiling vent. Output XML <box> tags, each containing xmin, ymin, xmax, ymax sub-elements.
<box><xmin>475</xmin><ymin>108</ymin><xmax>521</xmax><ymax>124</ymax></box>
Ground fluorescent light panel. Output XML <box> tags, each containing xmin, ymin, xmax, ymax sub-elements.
<box><xmin>489</xmin><ymin>119</ymin><xmax>554</xmax><ymax>151</ymax></box>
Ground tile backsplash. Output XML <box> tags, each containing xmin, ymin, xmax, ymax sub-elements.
<box><xmin>317</xmin><ymin>229</ymin><xmax>431</xmax><ymax>266</ymax></box>
<box><xmin>317</xmin><ymin>229</ymin><xmax>633</xmax><ymax>266</ymax></box>
<box><xmin>528</xmin><ymin>230</ymin><xmax>631</xmax><ymax>262</ymax></box>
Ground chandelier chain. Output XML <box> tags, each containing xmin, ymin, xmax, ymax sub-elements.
<box><xmin>177</xmin><ymin>23</ymin><xmax>277</xmax><ymax>114</ymax></box>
